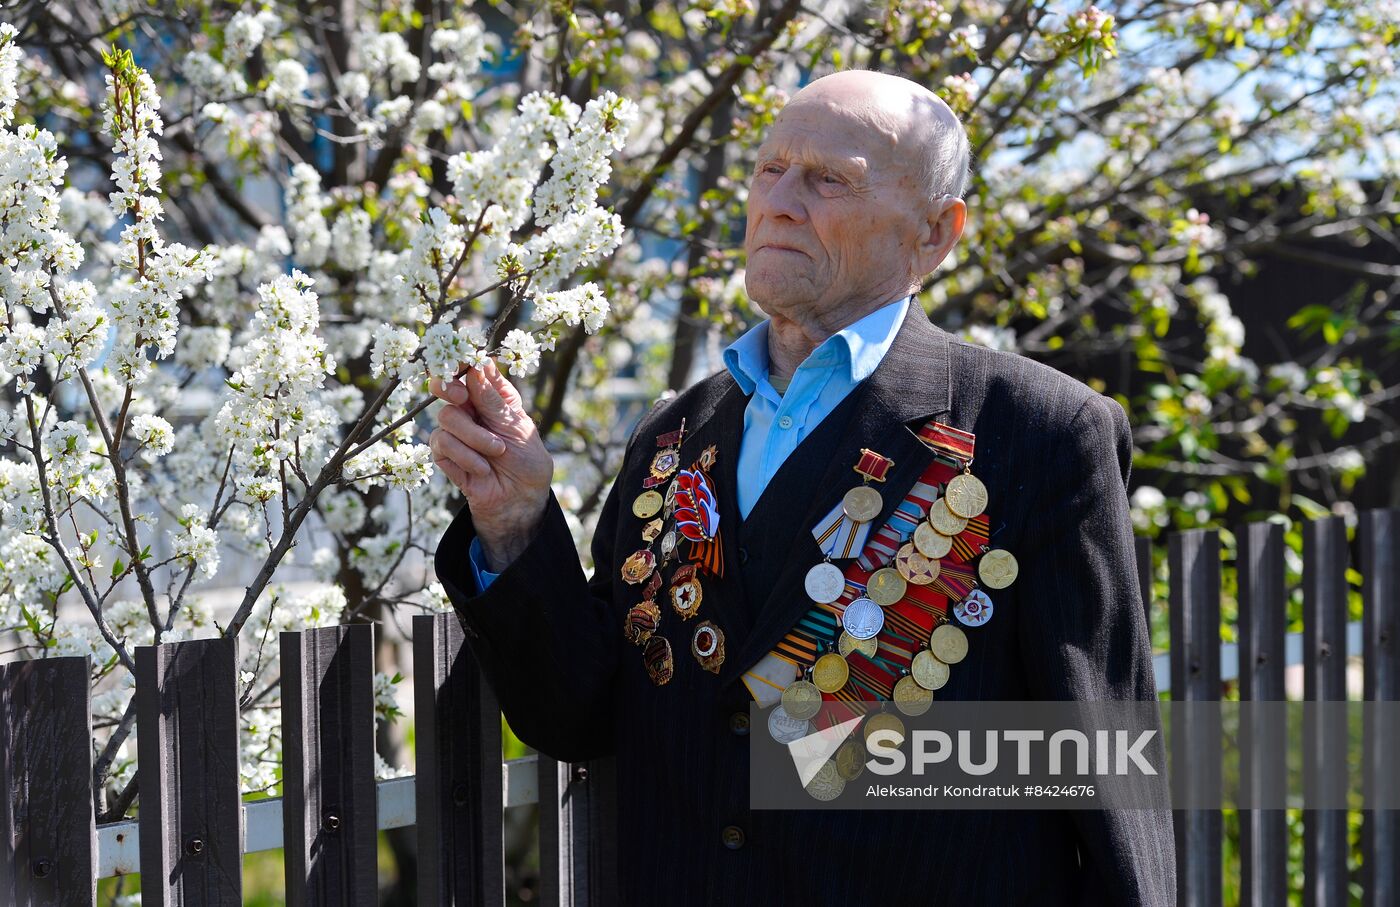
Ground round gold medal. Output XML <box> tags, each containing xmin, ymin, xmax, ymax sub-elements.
<box><xmin>866</xmin><ymin>567</ymin><xmax>907</xmax><ymax>607</ymax></box>
<box><xmin>911</xmin><ymin>649</ymin><xmax>951</xmax><ymax>690</ymax></box>
<box><xmin>838</xmin><ymin>631</ymin><xmax>878</xmax><ymax>660</ymax></box>
<box><xmin>812</xmin><ymin>652</ymin><xmax>850</xmax><ymax>693</ymax></box>
<box><xmin>781</xmin><ymin>678</ymin><xmax>823</xmax><ymax>720</ymax></box>
<box><xmin>928</xmin><ymin>497</ymin><xmax>968</xmax><ymax>536</ymax></box>
<box><xmin>944</xmin><ymin>472</ymin><xmax>989</xmax><ymax>519</ymax></box>
<box><xmin>835</xmin><ymin>738</ymin><xmax>866</xmax><ymax>781</ymax></box>
<box><xmin>841</xmin><ymin>484</ymin><xmax>883</xmax><ymax>522</ymax></box>
<box><xmin>893</xmin><ymin>674</ymin><xmax>933</xmax><ymax>716</ymax></box>
<box><xmin>895</xmin><ymin>542</ymin><xmax>939</xmax><ymax>586</ymax></box>
<box><xmin>913</xmin><ymin>521</ymin><xmax>954</xmax><ymax>559</ymax></box>
<box><xmin>864</xmin><ymin>712</ymin><xmax>906</xmax><ymax>749</ymax></box>
<box><xmin>979</xmin><ymin>548</ymin><xmax>1019</xmax><ymax>589</ymax></box>
<box><xmin>632</xmin><ymin>490</ymin><xmax>663</xmax><ymax>519</ymax></box>
<box><xmin>930</xmin><ymin>622</ymin><xmax>969</xmax><ymax>664</ymax></box>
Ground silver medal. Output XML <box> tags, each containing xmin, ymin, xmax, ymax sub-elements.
<box><xmin>804</xmin><ymin>562</ymin><xmax>846</xmax><ymax>604</ymax></box>
<box><xmin>767</xmin><ymin>705</ymin><xmax>812</xmax><ymax>744</ymax></box>
<box><xmin>841</xmin><ymin>596</ymin><xmax>885</xmax><ymax>640</ymax></box>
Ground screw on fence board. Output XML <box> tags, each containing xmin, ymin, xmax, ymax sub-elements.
<box><xmin>32</xmin><ymin>859</ymin><xmax>52</xmax><ymax>878</ymax></box>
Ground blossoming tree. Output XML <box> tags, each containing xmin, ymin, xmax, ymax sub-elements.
<box><xmin>0</xmin><ymin>2</ymin><xmax>1395</xmax><ymax>896</ymax></box>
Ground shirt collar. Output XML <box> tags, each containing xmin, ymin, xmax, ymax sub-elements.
<box><xmin>723</xmin><ymin>294</ymin><xmax>911</xmax><ymax>394</ymax></box>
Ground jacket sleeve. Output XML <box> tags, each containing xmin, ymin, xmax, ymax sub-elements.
<box><xmin>1016</xmin><ymin>392</ymin><xmax>1176</xmax><ymax>906</ymax></box>
<box><xmin>433</xmin><ymin>463</ymin><xmax>629</xmax><ymax>763</ymax></box>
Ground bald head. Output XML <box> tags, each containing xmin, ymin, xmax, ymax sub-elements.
<box><xmin>786</xmin><ymin>71</ymin><xmax>972</xmax><ymax>200</ymax></box>
<box><xmin>743</xmin><ymin>68</ymin><xmax>969</xmax><ymax>338</ymax></box>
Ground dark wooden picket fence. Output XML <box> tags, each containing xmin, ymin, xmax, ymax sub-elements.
<box><xmin>1</xmin><ymin>511</ymin><xmax>1398</xmax><ymax>905</ymax></box>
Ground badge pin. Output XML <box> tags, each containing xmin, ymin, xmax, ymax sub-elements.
<box><xmin>691</xmin><ymin>620</ymin><xmax>725</xmax><ymax>673</ymax></box>
<box><xmin>643</xmin><ymin>635</ymin><xmax>674</xmax><ymax>686</ymax></box>
<box><xmin>623</xmin><ymin>599</ymin><xmax>661</xmax><ymax>645</ymax></box>
<box><xmin>621</xmin><ymin>549</ymin><xmax>656</xmax><ymax>584</ymax></box>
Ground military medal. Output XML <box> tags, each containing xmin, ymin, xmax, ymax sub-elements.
<box><xmin>838</xmin><ymin>631</ymin><xmax>878</xmax><ymax>660</ymax></box>
<box><xmin>835</xmin><ymin>738</ymin><xmax>866</xmax><ymax>781</ymax></box>
<box><xmin>643</xmin><ymin>635</ymin><xmax>674</xmax><ymax>685</ymax></box>
<box><xmin>841</xmin><ymin>596</ymin><xmax>884</xmax><ymax>640</ymax></box>
<box><xmin>768</xmin><ymin>706</ymin><xmax>811</xmax><ymax>743</ymax></box>
<box><xmin>864</xmin><ymin>711</ymin><xmax>906</xmax><ymax>749</ymax></box>
<box><xmin>698</xmin><ymin>444</ymin><xmax>717</xmax><ymax>470</ymax></box>
<box><xmin>978</xmin><ymin>549</ymin><xmax>1019</xmax><ymax>589</ymax></box>
<box><xmin>781</xmin><ymin>672</ymin><xmax>823</xmax><ymax>720</ymax></box>
<box><xmin>691</xmin><ymin>621</ymin><xmax>725</xmax><ymax>673</ymax></box>
<box><xmin>621</xmin><ymin>549</ymin><xmax>655</xmax><ymax>584</ymax></box>
<box><xmin>930</xmin><ymin>622</ymin><xmax>969</xmax><ymax>664</ymax></box>
<box><xmin>944</xmin><ymin>470</ymin><xmax>988</xmax><ymax>519</ymax></box>
<box><xmin>643</xmin><ymin>571</ymin><xmax>663</xmax><ymax>600</ymax></box>
<box><xmin>804</xmin><ymin>759</ymin><xmax>845</xmax><ymax>801</ymax></box>
<box><xmin>866</xmin><ymin>566</ymin><xmax>907</xmax><ymax>606</ymax></box>
<box><xmin>842</xmin><ymin>448</ymin><xmax>894</xmax><ymax>521</ymax></box>
<box><xmin>663</xmin><ymin>479</ymin><xmax>678</xmax><ymax>518</ymax></box>
<box><xmin>632</xmin><ymin>490</ymin><xmax>663</xmax><ymax>519</ymax></box>
<box><xmin>954</xmin><ymin>589</ymin><xmax>994</xmax><ymax>626</ymax></box>
<box><xmin>623</xmin><ymin>599</ymin><xmax>661</xmax><ymax>645</ymax></box>
<box><xmin>641</xmin><ymin>518</ymin><xmax>663</xmax><ymax>543</ymax></box>
<box><xmin>913</xmin><ymin>521</ymin><xmax>953</xmax><ymax>559</ymax></box>
<box><xmin>643</xmin><ymin>421</ymin><xmax>685</xmax><ymax>488</ymax></box>
<box><xmin>896</xmin><ymin>542</ymin><xmax>939</xmax><ymax>585</ymax></box>
<box><xmin>812</xmin><ymin>650</ymin><xmax>850</xmax><ymax>693</ymax></box>
<box><xmin>660</xmin><ymin>530</ymin><xmax>677</xmax><ymax>561</ymax></box>
<box><xmin>893</xmin><ymin>672</ymin><xmax>933</xmax><ymax>716</ymax></box>
<box><xmin>804</xmin><ymin>561</ymin><xmax>845</xmax><ymax>604</ymax></box>
<box><xmin>927</xmin><ymin>497</ymin><xmax>968</xmax><ymax>536</ymax></box>
<box><xmin>911</xmin><ymin>649</ymin><xmax>951</xmax><ymax>690</ymax></box>
<box><xmin>669</xmin><ymin>564</ymin><xmax>703</xmax><ymax>619</ymax></box>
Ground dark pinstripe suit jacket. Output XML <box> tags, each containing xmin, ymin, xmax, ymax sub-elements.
<box><xmin>435</xmin><ymin>302</ymin><xmax>1176</xmax><ymax>905</ymax></box>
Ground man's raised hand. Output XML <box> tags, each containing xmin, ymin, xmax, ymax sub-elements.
<box><xmin>429</xmin><ymin>358</ymin><xmax>553</xmax><ymax>572</ymax></box>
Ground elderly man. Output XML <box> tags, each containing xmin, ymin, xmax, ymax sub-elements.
<box><xmin>431</xmin><ymin>71</ymin><xmax>1175</xmax><ymax>904</ymax></box>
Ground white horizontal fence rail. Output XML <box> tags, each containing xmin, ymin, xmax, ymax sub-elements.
<box><xmin>4</xmin><ymin>515</ymin><xmax>1397</xmax><ymax>907</ymax></box>
<box><xmin>95</xmin><ymin>758</ymin><xmax>542</xmax><ymax>878</ymax></box>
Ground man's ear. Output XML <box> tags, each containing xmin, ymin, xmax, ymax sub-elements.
<box><xmin>916</xmin><ymin>196</ymin><xmax>967</xmax><ymax>275</ymax></box>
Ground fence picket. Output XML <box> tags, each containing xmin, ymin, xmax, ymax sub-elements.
<box><xmin>1302</xmin><ymin>516</ymin><xmax>1349</xmax><ymax>907</ymax></box>
<box><xmin>1236</xmin><ymin>521</ymin><xmax>1287</xmax><ymax>907</ymax></box>
<box><xmin>1169</xmin><ymin>529</ymin><xmax>1223</xmax><ymax>907</ymax></box>
<box><xmin>412</xmin><ymin>613</ymin><xmax>506</xmax><ymax>906</ymax></box>
<box><xmin>0</xmin><ymin>656</ymin><xmax>95</xmax><ymax>907</ymax></box>
<box><xmin>538</xmin><ymin>756</ymin><xmax>618</xmax><ymax>907</ymax></box>
<box><xmin>135</xmin><ymin>637</ymin><xmax>243</xmax><ymax>905</ymax></box>
<box><xmin>1362</xmin><ymin>509</ymin><xmax>1400</xmax><ymax>906</ymax></box>
<box><xmin>281</xmin><ymin>624</ymin><xmax>378</xmax><ymax>906</ymax></box>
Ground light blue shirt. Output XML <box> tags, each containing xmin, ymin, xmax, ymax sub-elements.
<box><xmin>468</xmin><ymin>295</ymin><xmax>911</xmax><ymax>590</ymax></box>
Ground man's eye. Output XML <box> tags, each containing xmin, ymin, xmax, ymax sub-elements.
<box><xmin>821</xmin><ymin>174</ymin><xmax>843</xmax><ymax>185</ymax></box>
<box><xmin>761</xmin><ymin>163</ymin><xmax>784</xmax><ymax>174</ymax></box>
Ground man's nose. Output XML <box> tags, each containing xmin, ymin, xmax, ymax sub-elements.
<box><xmin>763</xmin><ymin>167</ymin><xmax>807</xmax><ymax>223</ymax></box>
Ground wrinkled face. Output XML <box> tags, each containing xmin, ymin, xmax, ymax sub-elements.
<box><xmin>743</xmin><ymin>98</ymin><xmax>929</xmax><ymax>325</ymax></box>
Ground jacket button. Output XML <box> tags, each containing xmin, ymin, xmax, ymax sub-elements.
<box><xmin>729</xmin><ymin>712</ymin><xmax>750</xmax><ymax>736</ymax></box>
<box><xmin>738</xmin><ymin>547</ymin><xmax>750</xmax><ymax>564</ymax></box>
<box><xmin>721</xmin><ymin>825</ymin><xmax>745</xmax><ymax>850</ymax></box>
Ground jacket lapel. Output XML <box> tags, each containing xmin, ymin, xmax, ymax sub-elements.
<box><xmin>718</xmin><ymin>303</ymin><xmax>954</xmax><ymax>688</ymax></box>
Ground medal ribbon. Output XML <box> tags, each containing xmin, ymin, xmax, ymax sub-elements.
<box><xmin>743</xmin><ymin>419</ymin><xmax>976</xmax><ymax>708</ymax></box>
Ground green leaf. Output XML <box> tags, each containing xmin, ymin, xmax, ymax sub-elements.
<box><xmin>110</xmin><ymin>558</ymin><xmax>124</xmax><ymax>579</ymax></box>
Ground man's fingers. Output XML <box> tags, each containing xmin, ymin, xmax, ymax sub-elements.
<box><xmin>467</xmin><ymin>364</ymin><xmax>514</xmax><ymax>422</ymax></box>
<box><xmin>429</xmin><ymin>374</ymin><xmax>469</xmax><ymax>406</ymax></box>
<box><xmin>434</xmin><ymin>454</ymin><xmax>471</xmax><ymax>491</ymax></box>
<box><xmin>430</xmin><ymin>427</ymin><xmax>492</xmax><ymax>477</ymax></box>
<box><xmin>438</xmin><ymin>404</ymin><xmax>507</xmax><ymax>456</ymax></box>
<box><xmin>484</xmin><ymin>357</ymin><xmax>523</xmax><ymax>408</ymax></box>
